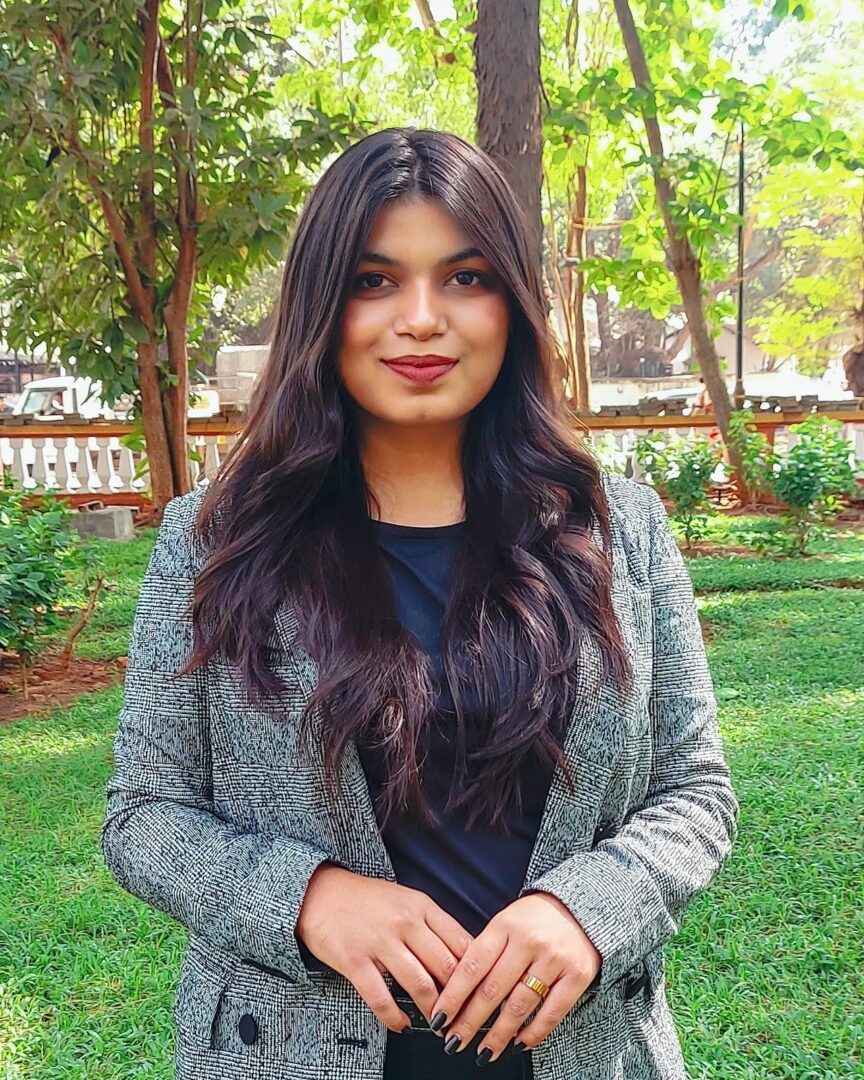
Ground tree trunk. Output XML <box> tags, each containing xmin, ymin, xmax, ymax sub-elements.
<box><xmin>843</xmin><ymin>194</ymin><xmax>864</xmax><ymax>397</ymax></box>
<box><xmin>163</xmin><ymin>310</ymin><xmax>193</xmax><ymax>496</ymax></box>
<box><xmin>138</xmin><ymin>340</ymin><xmax>177</xmax><ymax>509</ymax></box>
<box><xmin>473</xmin><ymin>0</ymin><xmax>543</xmax><ymax>266</ymax></box>
<box><xmin>587</xmin><ymin>231</ymin><xmax>614</xmax><ymax>376</ymax></box>
<box><xmin>567</xmin><ymin>164</ymin><xmax>592</xmax><ymax>410</ymax></box>
<box><xmin>138</xmin><ymin>0</ymin><xmax>189</xmax><ymax>509</ymax></box>
<box><xmin>163</xmin><ymin>229</ymin><xmax>196</xmax><ymax>496</ymax></box>
<box><xmin>612</xmin><ymin>0</ymin><xmax>749</xmax><ymax>500</ymax></box>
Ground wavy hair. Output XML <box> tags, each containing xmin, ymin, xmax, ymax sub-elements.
<box><xmin>190</xmin><ymin>127</ymin><xmax>631</xmax><ymax>829</ymax></box>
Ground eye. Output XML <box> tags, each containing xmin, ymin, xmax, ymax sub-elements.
<box><xmin>353</xmin><ymin>272</ymin><xmax>390</xmax><ymax>291</ymax></box>
<box><xmin>451</xmin><ymin>270</ymin><xmax>484</xmax><ymax>287</ymax></box>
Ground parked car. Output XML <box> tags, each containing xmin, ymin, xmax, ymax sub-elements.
<box><xmin>12</xmin><ymin>375</ymin><xmax>219</xmax><ymax>420</ymax></box>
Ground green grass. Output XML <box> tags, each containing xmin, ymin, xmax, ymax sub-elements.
<box><xmin>670</xmin><ymin>587</ymin><xmax>864</xmax><ymax>1078</ymax></box>
<box><xmin>0</xmin><ymin>528</ymin><xmax>862</xmax><ymax>1078</ymax></box>
<box><xmin>0</xmin><ymin>691</ymin><xmax>183</xmax><ymax>1079</ymax></box>
<box><xmin>680</xmin><ymin>515</ymin><xmax>864</xmax><ymax>593</ymax></box>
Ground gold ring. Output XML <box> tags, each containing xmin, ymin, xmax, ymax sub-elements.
<box><xmin>522</xmin><ymin>974</ymin><xmax>550</xmax><ymax>1000</ymax></box>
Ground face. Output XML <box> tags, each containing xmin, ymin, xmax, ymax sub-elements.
<box><xmin>336</xmin><ymin>197</ymin><xmax>510</xmax><ymax>433</ymax></box>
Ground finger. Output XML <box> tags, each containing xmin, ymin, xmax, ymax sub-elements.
<box><xmin>500</xmin><ymin>975</ymin><xmax>583</xmax><ymax>1057</ymax></box>
<box><xmin>380</xmin><ymin>943</ymin><xmax>443</xmax><ymax>1025</ymax></box>
<box><xmin>423</xmin><ymin>904</ymin><xmax>474</xmax><ymax>960</ymax></box>
<box><xmin>351</xmin><ymin>960</ymin><xmax>411</xmax><ymax>1034</ymax></box>
<box><xmin>405</xmin><ymin>923</ymin><xmax>461</xmax><ymax>993</ymax></box>
<box><xmin>429</xmin><ymin>925</ymin><xmax>508</xmax><ymax>1036</ymax></box>
<box><xmin>452</xmin><ymin>959</ymin><xmax>564</xmax><ymax>1058</ymax></box>
<box><xmin>441</xmin><ymin>945</ymin><xmax>536</xmax><ymax>1049</ymax></box>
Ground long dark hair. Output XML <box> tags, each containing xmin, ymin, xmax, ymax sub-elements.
<box><xmin>190</xmin><ymin>127</ymin><xmax>630</xmax><ymax>829</ymax></box>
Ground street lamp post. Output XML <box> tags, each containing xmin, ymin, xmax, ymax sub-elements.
<box><xmin>734</xmin><ymin>120</ymin><xmax>746</xmax><ymax>410</ymax></box>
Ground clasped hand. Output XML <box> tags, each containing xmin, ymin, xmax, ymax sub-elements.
<box><xmin>427</xmin><ymin>892</ymin><xmax>601</xmax><ymax>1063</ymax></box>
<box><xmin>296</xmin><ymin>866</ymin><xmax>601</xmax><ymax>1065</ymax></box>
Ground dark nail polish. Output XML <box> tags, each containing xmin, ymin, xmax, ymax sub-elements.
<box><xmin>514</xmin><ymin>1042</ymin><xmax>526</xmax><ymax>1052</ymax></box>
<box><xmin>476</xmin><ymin>1047</ymin><xmax>494</xmax><ymax>1068</ymax></box>
<box><xmin>430</xmin><ymin>1011</ymin><xmax>448</xmax><ymax>1033</ymax></box>
<box><xmin>444</xmin><ymin>1034</ymin><xmax>462</xmax><ymax>1055</ymax></box>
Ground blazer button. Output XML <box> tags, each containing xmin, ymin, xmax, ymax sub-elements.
<box><xmin>593</xmin><ymin>820</ymin><xmax>618</xmax><ymax>845</ymax></box>
<box><xmin>238</xmin><ymin>1013</ymin><xmax>259</xmax><ymax>1046</ymax></box>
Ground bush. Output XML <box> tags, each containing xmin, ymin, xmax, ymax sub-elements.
<box><xmin>726</xmin><ymin>410</ymin><xmax>775</xmax><ymax>506</ymax></box>
<box><xmin>635</xmin><ymin>433</ymin><xmax>723</xmax><ymax>549</ymax></box>
<box><xmin>0</xmin><ymin>486</ymin><xmax>85</xmax><ymax>691</ymax></box>
<box><xmin>766</xmin><ymin>416</ymin><xmax>859</xmax><ymax>555</ymax></box>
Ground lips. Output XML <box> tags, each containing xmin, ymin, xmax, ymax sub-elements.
<box><xmin>382</xmin><ymin>355</ymin><xmax>458</xmax><ymax>367</ymax></box>
<box><xmin>381</xmin><ymin>356</ymin><xmax>458</xmax><ymax>384</ymax></box>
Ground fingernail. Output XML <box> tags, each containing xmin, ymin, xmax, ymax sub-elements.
<box><xmin>476</xmin><ymin>1047</ymin><xmax>494</xmax><ymax>1068</ymax></box>
<box><xmin>444</xmin><ymin>1034</ymin><xmax>462</xmax><ymax>1055</ymax></box>
<box><xmin>430</xmin><ymin>1011</ymin><xmax>448</xmax><ymax>1033</ymax></box>
<box><xmin>514</xmin><ymin>1041</ymin><xmax>526</xmax><ymax>1052</ymax></box>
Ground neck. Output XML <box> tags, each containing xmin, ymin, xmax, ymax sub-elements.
<box><xmin>357</xmin><ymin>417</ymin><xmax>465</xmax><ymax>527</ymax></box>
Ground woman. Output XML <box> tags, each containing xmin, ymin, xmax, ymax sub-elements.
<box><xmin>102</xmin><ymin>128</ymin><xmax>738</xmax><ymax>1080</ymax></box>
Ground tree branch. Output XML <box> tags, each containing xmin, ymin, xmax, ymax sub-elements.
<box><xmin>138</xmin><ymin>0</ymin><xmax>159</xmax><ymax>289</ymax></box>
<box><xmin>46</xmin><ymin>24</ymin><xmax>153</xmax><ymax>328</ymax></box>
<box><xmin>415</xmin><ymin>0</ymin><xmax>443</xmax><ymax>36</ymax></box>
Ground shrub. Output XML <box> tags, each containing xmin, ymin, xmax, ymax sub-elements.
<box><xmin>0</xmin><ymin>486</ymin><xmax>85</xmax><ymax>694</ymax></box>
<box><xmin>767</xmin><ymin>416</ymin><xmax>859</xmax><ymax>555</ymax></box>
<box><xmin>635</xmin><ymin>433</ymin><xmax>723</xmax><ymax>550</ymax></box>
<box><xmin>586</xmin><ymin>430</ymin><xmax>629</xmax><ymax>476</ymax></box>
<box><xmin>726</xmin><ymin>410</ymin><xmax>775</xmax><ymax>506</ymax></box>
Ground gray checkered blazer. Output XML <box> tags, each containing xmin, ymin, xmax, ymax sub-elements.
<box><xmin>102</xmin><ymin>474</ymin><xmax>738</xmax><ymax>1079</ymax></box>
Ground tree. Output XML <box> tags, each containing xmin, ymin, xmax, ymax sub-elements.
<box><xmin>536</xmin><ymin>0</ymin><xmax>862</xmax><ymax>424</ymax></box>
<box><xmin>0</xmin><ymin>0</ymin><xmax>358</xmax><ymax>511</ymax></box>
<box><xmin>741</xmin><ymin>8</ymin><xmax>864</xmax><ymax>380</ymax></box>
<box><xmin>611</xmin><ymin>0</ymin><xmax>740</xmax><ymax>467</ymax></box>
<box><xmin>473</xmin><ymin>0</ymin><xmax>543</xmax><ymax>265</ymax></box>
<box><xmin>542</xmin><ymin>0</ymin><xmax>616</xmax><ymax>409</ymax></box>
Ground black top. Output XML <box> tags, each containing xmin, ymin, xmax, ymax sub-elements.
<box><xmin>358</xmin><ymin>518</ymin><xmax>555</xmax><ymax>938</ymax></box>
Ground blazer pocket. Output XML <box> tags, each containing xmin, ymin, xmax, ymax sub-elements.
<box><xmin>175</xmin><ymin>945</ymin><xmax>324</xmax><ymax>1065</ymax></box>
<box><xmin>620</xmin><ymin>948</ymin><xmax>665</xmax><ymax>1018</ymax></box>
<box><xmin>210</xmin><ymin>960</ymin><xmax>327</xmax><ymax>1066</ymax></box>
<box><xmin>211</xmin><ymin>988</ymin><xmax>318</xmax><ymax>1059</ymax></box>
<box><xmin>174</xmin><ymin>943</ymin><xmax>240</xmax><ymax>1048</ymax></box>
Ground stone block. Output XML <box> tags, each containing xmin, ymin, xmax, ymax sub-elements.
<box><xmin>74</xmin><ymin>506</ymin><xmax>135</xmax><ymax>541</ymax></box>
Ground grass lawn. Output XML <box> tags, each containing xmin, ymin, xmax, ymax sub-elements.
<box><xmin>0</xmin><ymin>520</ymin><xmax>862</xmax><ymax>1078</ymax></box>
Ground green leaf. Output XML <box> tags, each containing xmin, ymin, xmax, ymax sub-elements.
<box><xmin>120</xmin><ymin>316</ymin><xmax>151</xmax><ymax>344</ymax></box>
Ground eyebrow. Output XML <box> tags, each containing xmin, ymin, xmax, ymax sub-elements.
<box><xmin>357</xmin><ymin>246</ymin><xmax>486</xmax><ymax>268</ymax></box>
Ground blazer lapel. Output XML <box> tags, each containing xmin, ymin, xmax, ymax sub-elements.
<box><xmin>272</xmin><ymin>604</ymin><xmax>395</xmax><ymax>881</ymax></box>
<box><xmin>521</xmin><ymin>627</ymin><xmax>631</xmax><ymax>885</ymax></box>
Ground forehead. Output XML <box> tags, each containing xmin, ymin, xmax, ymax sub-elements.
<box><xmin>360</xmin><ymin>197</ymin><xmax>485</xmax><ymax>266</ymax></box>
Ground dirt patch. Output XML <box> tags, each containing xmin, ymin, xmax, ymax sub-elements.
<box><xmin>683</xmin><ymin>541</ymin><xmax>759</xmax><ymax>557</ymax></box>
<box><xmin>0</xmin><ymin>652</ymin><xmax>126</xmax><ymax>724</ymax></box>
<box><xmin>683</xmin><ymin>503</ymin><xmax>864</xmax><ymax>530</ymax></box>
<box><xmin>835</xmin><ymin>508</ymin><xmax>864</xmax><ymax>530</ymax></box>
<box><xmin>684</xmin><ymin>539</ymin><xmax>859</xmax><ymax>558</ymax></box>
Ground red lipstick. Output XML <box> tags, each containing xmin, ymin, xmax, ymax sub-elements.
<box><xmin>381</xmin><ymin>355</ymin><xmax>458</xmax><ymax>384</ymax></box>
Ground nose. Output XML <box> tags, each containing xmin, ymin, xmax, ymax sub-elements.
<box><xmin>393</xmin><ymin>280</ymin><xmax>447</xmax><ymax>339</ymax></box>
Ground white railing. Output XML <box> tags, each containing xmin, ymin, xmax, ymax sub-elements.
<box><xmin>1</xmin><ymin>413</ymin><xmax>862</xmax><ymax>498</ymax></box>
<box><xmin>0</xmin><ymin>428</ymin><xmax>239</xmax><ymax>495</ymax></box>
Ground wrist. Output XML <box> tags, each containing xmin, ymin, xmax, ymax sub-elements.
<box><xmin>530</xmin><ymin>891</ymin><xmax>602</xmax><ymax>976</ymax></box>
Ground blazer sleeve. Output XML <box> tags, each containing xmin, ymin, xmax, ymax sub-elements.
<box><xmin>100</xmin><ymin>494</ymin><xmax>333</xmax><ymax>985</ymax></box>
<box><xmin>524</xmin><ymin>485</ymin><xmax>739</xmax><ymax>991</ymax></box>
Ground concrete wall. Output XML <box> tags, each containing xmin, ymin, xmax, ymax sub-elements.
<box><xmin>213</xmin><ymin>345</ymin><xmax>270</xmax><ymax>407</ymax></box>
